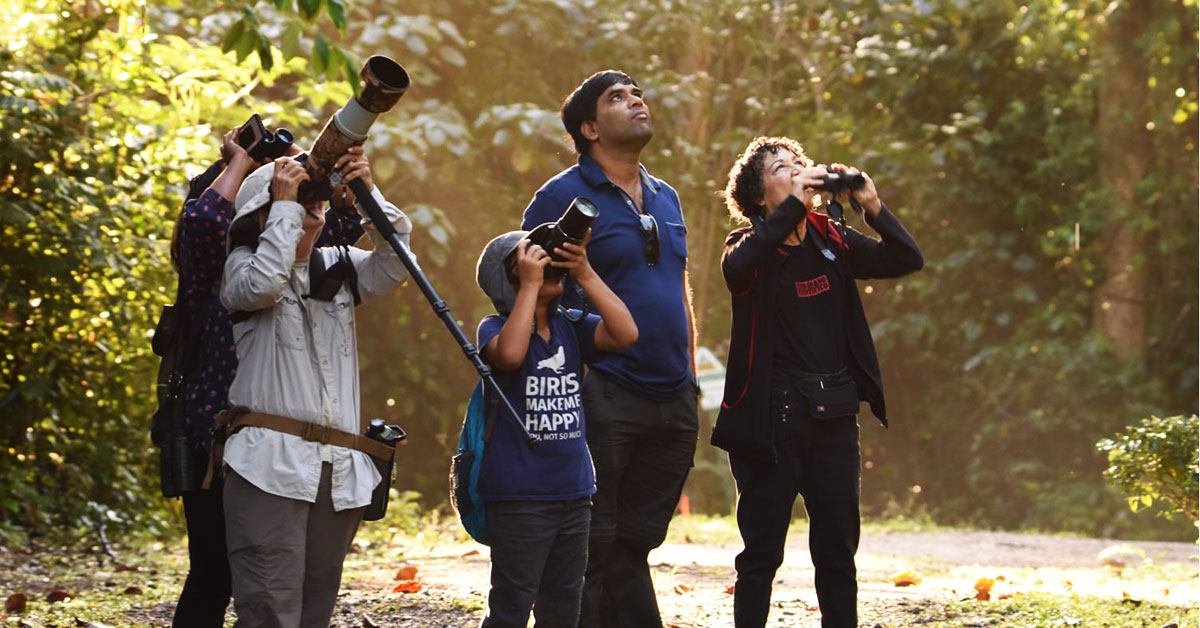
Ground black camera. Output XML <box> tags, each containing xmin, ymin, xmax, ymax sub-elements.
<box><xmin>527</xmin><ymin>196</ymin><xmax>599</xmax><ymax>281</ymax></box>
<box><xmin>816</xmin><ymin>167</ymin><xmax>865</xmax><ymax>195</ymax></box>
<box><xmin>236</xmin><ymin>113</ymin><xmax>295</xmax><ymax>163</ymax></box>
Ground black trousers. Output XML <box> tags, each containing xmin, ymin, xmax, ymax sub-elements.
<box><xmin>173</xmin><ymin>470</ymin><xmax>232</xmax><ymax>628</ymax></box>
<box><xmin>481</xmin><ymin>498</ymin><xmax>591</xmax><ymax>628</ymax></box>
<box><xmin>729</xmin><ymin>411</ymin><xmax>861</xmax><ymax>628</ymax></box>
<box><xmin>579</xmin><ymin>370</ymin><xmax>699</xmax><ymax>628</ymax></box>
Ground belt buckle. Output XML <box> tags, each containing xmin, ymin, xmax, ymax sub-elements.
<box><xmin>303</xmin><ymin>422</ymin><xmax>331</xmax><ymax>444</ymax></box>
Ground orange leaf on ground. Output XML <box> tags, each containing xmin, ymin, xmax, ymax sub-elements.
<box><xmin>46</xmin><ymin>588</ymin><xmax>72</xmax><ymax>603</ymax></box>
<box><xmin>974</xmin><ymin>577</ymin><xmax>995</xmax><ymax>594</ymax></box>
<box><xmin>673</xmin><ymin>583</ymin><xmax>692</xmax><ymax>595</ymax></box>
<box><xmin>461</xmin><ymin>549</ymin><xmax>480</xmax><ymax>557</ymax></box>
<box><xmin>5</xmin><ymin>592</ymin><xmax>27</xmax><ymax>612</ymax></box>
<box><xmin>394</xmin><ymin>563</ymin><xmax>418</xmax><ymax>581</ymax></box>
<box><xmin>393</xmin><ymin>580</ymin><xmax>423</xmax><ymax>594</ymax></box>
<box><xmin>975</xmin><ymin>590</ymin><xmax>991</xmax><ymax>601</ymax></box>
<box><xmin>724</xmin><ymin>585</ymin><xmax>736</xmax><ymax>595</ymax></box>
<box><xmin>890</xmin><ymin>570</ymin><xmax>922</xmax><ymax>587</ymax></box>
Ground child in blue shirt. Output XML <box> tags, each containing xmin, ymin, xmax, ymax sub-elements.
<box><xmin>474</xmin><ymin>228</ymin><xmax>638</xmax><ymax>627</ymax></box>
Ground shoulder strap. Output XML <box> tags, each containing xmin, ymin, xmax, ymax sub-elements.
<box><xmin>481</xmin><ymin>372</ymin><xmax>514</xmax><ymax>443</ymax></box>
<box><xmin>342</xmin><ymin>245</ymin><xmax>362</xmax><ymax>306</ymax></box>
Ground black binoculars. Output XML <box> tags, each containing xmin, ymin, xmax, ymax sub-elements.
<box><xmin>816</xmin><ymin>167</ymin><xmax>866</xmax><ymax>195</ymax></box>
<box><xmin>236</xmin><ymin>113</ymin><xmax>294</xmax><ymax>163</ymax></box>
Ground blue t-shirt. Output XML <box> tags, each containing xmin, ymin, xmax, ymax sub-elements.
<box><xmin>522</xmin><ymin>154</ymin><xmax>692</xmax><ymax>401</ymax></box>
<box><xmin>477</xmin><ymin>310</ymin><xmax>601</xmax><ymax>501</ymax></box>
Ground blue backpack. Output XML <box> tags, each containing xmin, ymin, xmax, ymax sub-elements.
<box><xmin>451</xmin><ymin>380</ymin><xmax>494</xmax><ymax>545</ymax></box>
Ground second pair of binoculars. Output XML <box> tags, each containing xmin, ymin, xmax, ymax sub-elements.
<box><xmin>236</xmin><ymin>113</ymin><xmax>294</xmax><ymax>162</ymax></box>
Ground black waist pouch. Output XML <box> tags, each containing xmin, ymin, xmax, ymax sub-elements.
<box><xmin>783</xmin><ymin>368</ymin><xmax>860</xmax><ymax>420</ymax></box>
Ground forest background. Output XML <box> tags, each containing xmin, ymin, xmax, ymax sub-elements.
<box><xmin>1</xmin><ymin>0</ymin><xmax>1196</xmax><ymax>544</ymax></box>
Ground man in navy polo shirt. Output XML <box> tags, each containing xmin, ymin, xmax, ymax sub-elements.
<box><xmin>522</xmin><ymin>69</ymin><xmax>699</xmax><ymax>627</ymax></box>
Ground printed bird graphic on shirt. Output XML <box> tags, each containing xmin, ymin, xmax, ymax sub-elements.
<box><xmin>536</xmin><ymin>346</ymin><xmax>566</xmax><ymax>374</ymax></box>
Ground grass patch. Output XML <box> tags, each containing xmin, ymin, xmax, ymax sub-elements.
<box><xmin>928</xmin><ymin>591</ymin><xmax>1199</xmax><ymax>627</ymax></box>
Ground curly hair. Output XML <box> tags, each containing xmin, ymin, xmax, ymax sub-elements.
<box><xmin>723</xmin><ymin>136</ymin><xmax>812</xmax><ymax>223</ymax></box>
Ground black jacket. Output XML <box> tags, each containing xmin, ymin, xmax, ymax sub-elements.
<box><xmin>711</xmin><ymin>195</ymin><xmax>923</xmax><ymax>460</ymax></box>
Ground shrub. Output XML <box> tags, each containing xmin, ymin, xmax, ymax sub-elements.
<box><xmin>1096</xmin><ymin>415</ymin><xmax>1199</xmax><ymax>522</ymax></box>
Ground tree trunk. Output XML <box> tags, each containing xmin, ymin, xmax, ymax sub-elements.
<box><xmin>1093</xmin><ymin>0</ymin><xmax>1152</xmax><ymax>360</ymax></box>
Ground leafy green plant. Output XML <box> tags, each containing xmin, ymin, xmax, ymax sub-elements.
<box><xmin>1097</xmin><ymin>414</ymin><xmax>1199</xmax><ymax>522</ymax></box>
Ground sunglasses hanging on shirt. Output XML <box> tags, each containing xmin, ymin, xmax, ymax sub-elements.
<box><xmin>638</xmin><ymin>213</ymin><xmax>660</xmax><ymax>267</ymax></box>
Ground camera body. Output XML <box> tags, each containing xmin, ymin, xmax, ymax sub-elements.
<box><xmin>236</xmin><ymin>113</ymin><xmax>294</xmax><ymax>163</ymax></box>
<box><xmin>526</xmin><ymin>197</ymin><xmax>598</xmax><ymax>281</ymax></box>
<box><xmin>816</xmin><ymin>167</ymin><xmax>865</xmax><ymax>195</ymax></box>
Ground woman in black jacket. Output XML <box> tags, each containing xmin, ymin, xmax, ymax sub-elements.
<box><xmin>712</xmin><ymin>136</ymin><xmax>923</xmax><ymax>628</ymax></box>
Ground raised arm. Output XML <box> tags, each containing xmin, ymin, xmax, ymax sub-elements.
<box><xmin>551</xmin><ymin>235</ymin><xmax>637</xmax><ymax>352</ymax></box>
<box><xmin>177</xmin><ymin>132</ymin><xmax>259</xmax><ymax>292</ymax></box>
<box><xmin>332</xmin><ymin>147</ymin><xmax>411</xmax><ymax>299</ymax></box>
<box><xmin>721</xmin><ymin>195</ymin><xmax>808</xmax><ymax>293</ymax></box>
<box><xmin>220</xmin><ymin>159</ymin><xmax>307</xmax><ymax>312</ymax></box>
<box><xmin>828</xmin><ymin>167</ymin><xmax>923</xmax><ymax>279</ymax></box>
<box><xmin>482</xmin><ymin>240</ymin><xmax>547</xmax><ymax>371</ymax></box>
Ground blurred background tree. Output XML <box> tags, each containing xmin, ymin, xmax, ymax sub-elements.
<box><xmin>1</xmin><ymin>0</ymin><xmax>1195</xmax><ymax>542</ymax></box>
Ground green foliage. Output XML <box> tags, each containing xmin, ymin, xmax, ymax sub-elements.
<box><xmin>0</xmin><ymin>0</ymin><xmax>320</xmax><ymax>539</ymax></box>
<box><xmin>2</xmin><ymin>0</ymin><xmax>1196</xmax><ymax>542</ymax></box>
<box><xmin>1097</xmin><ymin>414</ymin><xmax>1200</xmax><ymax>521</ymax></box>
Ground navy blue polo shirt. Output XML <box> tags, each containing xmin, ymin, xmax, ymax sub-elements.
<box><xmin>522</xmin><ymin>154</ymin><xmax>692</xmax><ymax>401</ymax></box>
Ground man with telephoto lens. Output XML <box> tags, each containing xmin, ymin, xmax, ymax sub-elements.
<box><xmin>522</xmin><ymin>70</ymin><xmax>699</xmax><ymax>628</ymax></box>
<box><xmin>165</xmin><ymin>126</ymin><xmax>363</xmax><ymax>627</ymax></box>
<box><xmin>714</xmin><ymin>136</ymin><xmax>923</xmax><ymax>627</ymax></box>
<box><xmin>218</xmin><ymin>147</ymin><xmax>410</xmax><ymax>626</ymax></box>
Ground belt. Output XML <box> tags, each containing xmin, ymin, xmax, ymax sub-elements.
<box><xmin>203</xmin><ymin>407</ymin><xmax>395</xmax><ymax>489</ymax></box>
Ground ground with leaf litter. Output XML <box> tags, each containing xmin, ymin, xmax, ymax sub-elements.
<box><xmin>2</xmin><ymin>518</ymin><xmax>1197</xmax><ymax>626</ymax></box>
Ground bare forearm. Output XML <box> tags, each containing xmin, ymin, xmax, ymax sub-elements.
<box><xmin>577</xmin><ymin>271</ymin><xmax>637</xmax><ymax>350</ymax></box>
<box><xmin>485</xmin><ymin>286</ymin><xmax>538</xmax><ymax>370</ymax></box>
<box><xmin>208</xmin><ymin>154</ymin><xmax>256</xmax><ymax>202</ymax></box>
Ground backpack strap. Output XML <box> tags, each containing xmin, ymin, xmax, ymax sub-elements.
<box><xmin>481</xmin><ymin>371</ymin><xmax>512</xmax><ymax>443</ymax></box>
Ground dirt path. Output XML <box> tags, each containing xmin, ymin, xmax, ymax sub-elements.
<box><xmin>3</xmin><ymin>525</ymin><xmax>1195</xmax><ymax>626</ymax></box>
<box><xmin>334</xmin><ymin>527</ymin><xmax>1199</xmax><ymax>627</ymax></box>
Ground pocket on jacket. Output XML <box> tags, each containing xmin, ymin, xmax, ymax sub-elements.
<box><xmin>322</xmin><ymin>290</ymin><xmax>355</xmax><ymax>357</ymax></box>
<box><xmin>275</xmin><ymin>295</ymin><xmax>307</xmax><ymax>351</ymax></box>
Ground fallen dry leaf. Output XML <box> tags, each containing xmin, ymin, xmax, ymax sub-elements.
<box><xmin>673</xmin><ymin>583</ymin><xmax>691</xmax><ymax>595</ymax></box>
<box><xmin>113</xmin><ymin>565</ymin><xmax>139</xmax><ymax>573</ymax></box>
<box><xmin>974</xmin><ymin>577</ymin><xmax>995</xmax><ymax>594</ymax></box>
<box><xmin>392</xmin><ymin>580</ymin><xmax>423</xmax><ymax>594</ymax></box>
<box><xmin>46</xmin><ymin>589</ymin><xmax>72</xmax><ymax>603</ymax></box>
<box><xmin>724</xmin><ymin>585</ymin><xmax>735</xmax><ymax>595</ymax></box>
<box><xmin>975</xmin><ymin>590</ymin><xmax>991</xmax><ymax>601</ymax></box>
<box><xmin>461</xmin><ymin>549</ymin><xmax>480</xmax><ymax>557</ymax></box>
<box><xmin>6</xmin><ymin>592</ymin><xmax>27</xmax><ymax>612</ymax></box>
<box><xmin>394</xmin><ymin>563</ymin><xmax>418</xmax><ymax>581</ymax></box>
<box><xmin>122</xmin><ymin>586</ymin><xmax>142</xmax><ymax>596</ymax></box>
<box><xmin>890</xmin><ymin>570</ymin><xmax>923</xmax><ymax>587</ymax></box>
